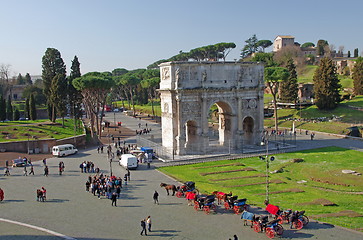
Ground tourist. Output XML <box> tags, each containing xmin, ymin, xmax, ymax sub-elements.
<box><xmin>42</xmin><ymin>158</ymin><xmax>47</xmax><ymax>166</ymax></box>
<box><xmin>44</xmin><ymin>165</ymin><xmax>49</xmax><ymax>176</ymax></box>
<box><xmin>146</xmin><ymin>216</ymin><xmax>152</xmax><ymax>232</ymax></box>
<box><xmin>153</xmin><ymin>191</ymin><xmax>159</xmax><ymax>204</ymax></box>
<box><xmin>111</xmin><ymin>192</ymin><xmax>117</xmax><ymax>206</ymax></box>
<box><xmin>140</xmin><ymin>219</ymin><xmax>147</xmax><ymax>236</ymax></box>
<box><xmin>4</xmin><ymin>167</ymin><xmax>10</xmax><ymax>176</ymax></box>
<box><xmin>123</xmin><ymin>174</ymin><xmax>128</xmax><ymax>185</ymax></box>
<box><xmin>127</xmin><ymin>168</ymin><xmax>130</xmax><ymax>181</ymax></box>
<box><xmin>29</xmin><ymin>165</ymin><xmax>34</xmax><ymax>175</ymax></box>
<box><xmin>23</xmin><ymin>166</ymin><xmax>28</xmax><ymax>176</ymax></box>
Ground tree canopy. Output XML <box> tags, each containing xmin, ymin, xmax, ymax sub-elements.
<box><xmin>313</xmin><ymin>57</ymin><xmax>341</xmax><ymax>110</ymax></box>
<box><xmin>352</xmin><ymin>57</ymin><xmax>363</xmax><ymax>95</ymax></box>
<box><xmin>265</xmin><ymin>67</ymin><xmax>290</xmax><ymax>131</ymax></box>
<box><xmin>301</xmin><ymin>42</ymin><xmax>315</xmax><ymax>48</ymax></box>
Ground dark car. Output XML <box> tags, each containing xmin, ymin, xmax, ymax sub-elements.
<box><xmin>12</xmin><ymin>159</ymin><xmax>27</xmax><ymax>167</ymax></box>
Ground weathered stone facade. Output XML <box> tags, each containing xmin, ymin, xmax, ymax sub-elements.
<box><xmin>159</xmin><ymin>61</ymin><xmax>265</xmax><ymax>155</ymax></box>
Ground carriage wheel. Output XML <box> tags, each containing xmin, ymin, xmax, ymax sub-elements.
<box><xmin>211</xmin><ymin>204</ymin><xmax>217</xmax><ymax>212</ymax></box>
<box><xmin>194</xmin><ymin>202</ymin><xmax>199</xmax><ymax>211</ymax></box>
<box><xmin>176</xmin><ymin>191</ymin><xmax>183</xmax><ymax>198</ymax></box>
<box><xmin>194</xmin><ymin>188</ymin><xmax>200</xmax><ymax>195</ymax></box>
<box><xmin>265</xmin><ymin>228</ymin><xmax>275</xmax><ymax>239</ymax></box>
<box><xmin>293</xmin><ymin>219</ymin><xmax>304</xmax><ymax>230</ymax></box>
<box><xmin>233</xmin><ymin>205</ymin><xmax>240</xmax><ymax>214</ymax></box>
<box><xmin>275</xmin><ymin>224</ymin><xmax>284</xmax><ymax>235</ymax></box>
<box><xmin>302</xmin><ymin>215</ymin><xmax>309</xmax><ymax>225</ymax></box>
<box><xmin>277</xmin><ymin>216</ymin><xmax>284</xmax><ymax>224</ymax></box>
<box><xmin>253</xmin><ymin>223</ymin><xmax>261</xmax><ymax>233</ymax></box>
<box><xmin>203</xmin><ymin>206</ymin><xmax>211</xmax><ymax>214</ymax></box>
<box><xmin>224</xmin><ymin>202</ymin><xmax>230</xmax><ymax>210</ymax></box>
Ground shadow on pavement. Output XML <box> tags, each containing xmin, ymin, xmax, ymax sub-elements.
<box><xmin>282</xmin><ymin>230</ymin><xmax>315</xmax><ymax>239</ymax></box>
<box><xmin>44</xmin><ymin>199</ymin><xmax>70</xmax><ymax>203</ymax></box>
<box><xmin>2</xmin><ymin>199</ymin><xmax>25</xmax><ymax>203</ymax></box>
<box><xmin>158</xmin><ymin>202</ymin><xmax>183</xmax><ymax>206</ymax></box>
<box><xmin>148</xmin><ymin>229</ymin><xmax>180</xmax><ymax>238</ymax></box>
<box><xmin>306</xmin><ymin>221</ymin><xmax>335</xmax><ymax>230</ymax></box>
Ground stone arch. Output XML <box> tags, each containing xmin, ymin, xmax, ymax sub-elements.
<box><xmin>242</xmin><ymin>116</ymin><xmax>254</xmax><ymax>144</ymax></box>
<box><xmin>206</xmin><ymin>100</ymin><xmax>234</xmax><ymax>147</ymax></box>
<box><xmin>185</xmin><ymin>120</ymin><xmax>198</xmax><ymax>144</ymax></box>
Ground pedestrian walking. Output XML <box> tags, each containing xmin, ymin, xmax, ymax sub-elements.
<box><xmin>233</xmin><ymin>235</ymin><xmax>239</xmax><ymax>240</ymax></box>
<box><xmin>116</xmin><ymin>185</ymin><xmax>121</xmax><ymax>198</ymax></box>
<box><xmin>23</xmin><ymin>166</ymin><xmax>28</xmax><ymax>176</ymax></box>
<box><xmin>29</xmin><ymin>165</ymin><xmax>34</xmax><ymax>175</ymax></box>
<box><xmin>59</xmin><ymin>161</ymin><xmax>64</xmax><ymax>175</ymax></box>
<box><xmin>42</xmin><ymin>158</ymin><xmax>47</xmax><ymax>166</ymax></box>
<box><xmin>146</xmin><ymin>216</ymin><xmax>152</xmax><ymax>232</ymax></box>
<box><xmin>4</xmin><ymin>167</ymin><xmax>10</xmax><ymax>176</ymax></box>
<box><xmin>140</xmin><ymin>219</ymin><xmax>147</xmax><ymax>236</ymax></box>
<box><xmin>111</xmin><ymin>192</ymin><xmax>117</xmax><ymax>206</ymax></box>
<box><xmin>127</xmin><ymin>168</ymin><xmax>130</xmax><ymax>181</ymax></box>
<box><xmin>153</xmin><ymin>190</ymin><xmax>159</xmax><ymax>204</ymax></box>
<box><xmin>123</xmin><ymin>174</ymin><xmax>128</xmax><ymax>185</ymax></box>
<box><xmin>5</xmin><ymin>160</ymin><xmax>9</xmax><ymax>167</ymax></box>
<box><xmin>311</xmin><ymin>132</ymin><xmax>315</xmax><ymax>140</ymax></box>
<box><xmin>44</xmin><ymin>165</ymin><xmax>49</xmax><ymax>177</ymax></box>
<box><xmin>101</xmin><ymin>145</ymin><xmax>104</xmax><ymax>153</ymax></box>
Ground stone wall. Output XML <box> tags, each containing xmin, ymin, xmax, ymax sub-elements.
<box><xmin>0</xmin><ymin>134</ymin><xmax>86</xmax><ymax>154</ymax></box>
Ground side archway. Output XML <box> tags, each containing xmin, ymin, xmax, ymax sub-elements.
<box><xmin>242</xmin><ymin>116</ymin><xmax>254</xmax><ymax>145</ymax></box>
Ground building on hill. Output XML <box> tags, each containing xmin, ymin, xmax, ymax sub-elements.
<box><xmin>333</xmin><ymin>57</ymin><xmax>357</xmax><ymax>76</ymax></box>
<box><xmin>273</xmin><ymin>35</ymin><xmax>295</xmax><ymax>52</ymax></box>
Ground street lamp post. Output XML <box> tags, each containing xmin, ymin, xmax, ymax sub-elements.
<box><xmin>260</xmin><ymin>137</ymin><xmax>275</xmax><ymax>202</ymax></box>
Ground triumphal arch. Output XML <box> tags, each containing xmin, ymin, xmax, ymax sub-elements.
<box><xmin>159</xmin><ymin>61</ymin><xmax>264</xmax><ymax>155</ymax></box>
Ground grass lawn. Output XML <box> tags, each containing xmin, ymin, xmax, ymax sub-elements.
<box><xmin>297</xmin><ymin>65</ymin><xmax>317</xmax><ymax>83</ymax></box>
<box><xmin>0</xmin><ymin>119</ymin><xmax>83</xmax><ymax>142</ymax></box>
<box><xmin>342</xmin><ymin>95</ymin><xmax>363</xmax><ymax>108</ymax></box>
<box><xmin>159</xmin><ymin>147</ymin><xmax>363</xmax><ymax>231</ymax></box>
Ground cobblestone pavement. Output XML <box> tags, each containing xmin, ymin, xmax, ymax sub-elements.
<box><xmin>0</xmin><ymin>112</ymin><xmax>362</xmax><ymax>239</ymax></box>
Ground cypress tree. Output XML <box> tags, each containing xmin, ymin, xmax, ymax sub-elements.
<box><xmin>6</xmin><ymin>95</ymin><xmax>13</xmax><ymax>120</ymax></box>
<box><xmin>29</xmin><ymin>94</ymin><xmax>37</xmax><ymax>120</ymax></box>
<box><xmin>68</xmin><ymin>56</ymin><xmax>83</xmax><ymax>118</ymax></box>
<box><xmin>313</xmin><ymin>57</ymin><xmax>341</xmax><ymax>110</ymax></box>
<box><xmin>354</xmin><ymin>48</ymin><xmax>359</xmax><ymax>58</ymax></box>
<box><xmin>42</xmin><ymin>48</ymin><xmax>66</xmax><ymax>122</ymax></box>
<box><xmin>279</xmin><ymin>58</ymin><xmax>298</xmax><ymax>103</ymax></box>
<box><xmin>0</xmin><ymin>95</ymin><xmax>6</xmax><ymax>121</ymax></box>
<box><xmin>25</xmin><ymin>73</ymin><xmax>32</xmax><ymax>85</ymax></box>
<box><xmin>25</xmin><ymin>98</ymin><xmax>30</xmax><ymax>119</ymax></box>
<box><xmin>352</xmin><ymin>57</ymin><xmax>363</xmax><ymax>95</ymax></box>
<box><xmin>348</xmin><ymin>51</ymin><xmax>351</xmax><ymax>58</ymax></box>
<box><xmin>13</xmin><ymin>107</ymin><xmax>20</xmax><ymax>121</ymax></box>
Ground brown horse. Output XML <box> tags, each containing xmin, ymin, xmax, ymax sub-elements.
<box><xmin>160</xmin><ymin>183</ymin><xmax>177</xmax><ymax>196</ymax></box>
<box><xmin>212</xmin><ymin>191</ymin><xmax>232</xmax><ymax>204</ymax></box>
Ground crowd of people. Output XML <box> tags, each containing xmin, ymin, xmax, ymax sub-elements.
<box><xmin>79</xmin><ymin>161</ymin><xmax>99</xmax><ymax>173</ymax></box>
<box><xmin>85</xmin><ymin>170</ymin><xmax>130</xmax><ymax>205</ymax></box>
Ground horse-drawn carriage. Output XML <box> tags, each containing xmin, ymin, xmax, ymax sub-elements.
<box><xmin>176</xmin><ymin>181</ymin><xmax>198</xmax><ymax>198</ymax></box>
<box><xmin>224</xmin><ymin>196</ymin><xmax>249</xmax><ymax>214</ymax></box>
<box><xmin>194</xmin><ymin>194</ymin><xmax>216</xmax><ymax>214</ymax></box>
<box><xmin>253</xmin><ymin>215</ymin><xmax>284</xmax><ymax>239</ymax></box>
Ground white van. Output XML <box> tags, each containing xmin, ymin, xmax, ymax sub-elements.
<box><xmin>52</xmin><ymin>144</ymin><xmax>78</xmax><ymax>157</ymax></box>
<box><xmin>119</xmin><ymin>154</ymin><xmax>138</xmax><ymax>170</ymax></box>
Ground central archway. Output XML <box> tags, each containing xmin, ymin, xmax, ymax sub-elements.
<box><xmin>207</xmin><ymin>101</ymin><xmax>233</xmax><ymax>149</ymax></box>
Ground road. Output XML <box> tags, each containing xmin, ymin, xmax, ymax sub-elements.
<box><xmin>0</xmin><ymin>112</ymin><xmax>362</xmax><ymax>240</ymax></box>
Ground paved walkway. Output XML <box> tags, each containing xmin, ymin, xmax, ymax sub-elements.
<box><xmin>0</xmin><ymin>112</ymin><xmax>362</xmax><ymax>239</ymax></box>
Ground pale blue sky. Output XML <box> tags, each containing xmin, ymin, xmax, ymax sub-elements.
<box><xmin>1</xmin><ymin>0</ymin><xmax>362</xmax><ymax>76</ymax></box>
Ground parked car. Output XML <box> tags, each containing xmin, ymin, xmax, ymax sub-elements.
<box><xmin>12</xmin><ymin>159</ymin><xmax>27</xmax><ymax>167</ymax></box>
